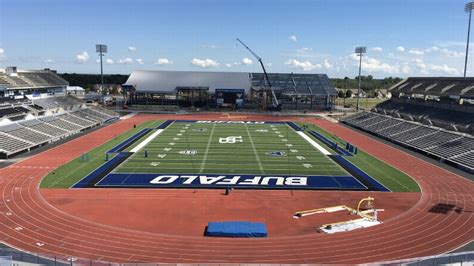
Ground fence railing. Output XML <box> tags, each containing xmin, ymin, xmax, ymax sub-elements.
<box><xmin>0</xmin><ymin>244</ymin><xmax>472</xmax><ymax>266</ymax></box>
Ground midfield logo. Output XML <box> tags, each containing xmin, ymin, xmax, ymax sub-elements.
<box><xmin>266</xmin><ymin>151</ymin><xmax>285</xmax><ymax>157</ymax></box>
<box><xmin>219</xmin><ymin>136</ymin><xmax>243</xmax><ymax>144</ymax></box>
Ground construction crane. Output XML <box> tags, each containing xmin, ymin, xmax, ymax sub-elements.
<box><xmin>236</xmin><ymin>38</ymin><xmax>281</xmax><ymax>110</ymax></box>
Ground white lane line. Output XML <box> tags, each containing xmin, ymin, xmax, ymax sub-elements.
<box><xmin>130</xmin><ymin>129</ymin><xmax>164</xmax><ymax>153</ymax></box>
<box><xmin>199</xmin><ymin>123</ymin><xmax>217</xmax><ymax>173</ymax></box>
<box><xmin>296</xmin><ymin>131</ymin><xmax>331</xmax><ymax>155</ymax></box>
<box><xmin>244</xmin><ymin>123</ymin><xmax>265</xmax><ymax>174</ymax></box>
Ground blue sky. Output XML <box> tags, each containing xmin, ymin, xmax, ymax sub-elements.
<box><xmin>0</xmin><ymin>0</ymin><xmax>472</xmax><ymax>77</ymax></box>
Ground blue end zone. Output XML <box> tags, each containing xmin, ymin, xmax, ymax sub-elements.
<box><xmin>206</xmin><ymin>221</ymin><xmax>267</xmax><ymax>237</ymax></box>
<box><xmin>308</xmin><ymin>131</ymin><xmax>352</xmax><ymax>156</ymax></box>
<box><xmin>73</xmin><ymin>152</ymin><xmax>133</xmax><ymax>188</ymax></box>
<box><xmin>329</xmin><ymin>155</ymin><xmax>390</xmax><ymax>192</ymax></box>
<box><xmin>94</xmin><ymin>173</ymin><xmax>367</xmax><ymax>190</ymax></box>
<box><xmin>286</xmin><ymin>121</ymin><xmax>302</xmax><ymax>131</ymax></box>
<box><xmin>156</xmin><ymin>120</ymin><xmax>174</xmax><ymax>129</ymax></box>
<box><xmin>107</xmin><ymin>128</ymin><xmax>152</xmax><ymax>153</ymax></box>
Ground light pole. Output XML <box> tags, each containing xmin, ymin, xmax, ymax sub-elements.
<box><xmin>355</xmin><ymin>46</ymin><xmax>366</xmax><ymax>111</ymax></box>
<box><xmin>464</xmin><ymin>2</ymin><xmax>474</xmax><ymax>77</ymax></box>
<box><xmin>95</xmin><ymin>44</ymin><xmax>107</xmax><ymax>104</ymax></box>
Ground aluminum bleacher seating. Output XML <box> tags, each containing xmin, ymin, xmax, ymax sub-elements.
<box><xmin>0</xmin><ymin>102</ymin><xmax>119</xmax><ymax>158</ymax></box>
<box><xmin>41</xmin><ymin>116</ymin><xmax>82</xmax><ymax>132</ymax></box>
<box><xmin>0</xmin><ymin>132</ymin><xmax>33</xmax><ymax>154</ymax></box>
<box><xmin>342</xmin><ymin>111</ymin><xmax>474</xmax><ymax>172</ymax></box>
<box><xmin>59</xmin><ymin>113</ymin><xmax>97</xmax><ymax>128</ymax></box>
<box><xmin>20</xmin><ymin>119</ymin><xmax>68</xmax><ymax>138</ymax></box>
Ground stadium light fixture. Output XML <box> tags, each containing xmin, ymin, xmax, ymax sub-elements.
<box><xmin>464</xmin><ymin>2</ymin><xmax>474</xmax><ymax>77</ymax></box>
<box><xmin>354</xmin><ymin>46</ymin><xmax>366</xmax><ymax>111</ymax></box>
<box><xmin>96</xmin><ymin>44</ymin><xmax>107</xmax><ymax>103</ymax></box>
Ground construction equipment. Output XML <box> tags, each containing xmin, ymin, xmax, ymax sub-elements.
<box><xmin>236</xmin><ymin>38</ymin><xmax>281</xmax><ymax>110</ymax></box>
<box><xmin>293</xmin><ymin>196</ymin><xmax>384</xmax><ymax>234</ymax></box>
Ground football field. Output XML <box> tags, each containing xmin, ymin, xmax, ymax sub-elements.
<box><xmin>115</xmin><ymin>121</ymin><xmax>348</xmax><ymax>176</ymax></box>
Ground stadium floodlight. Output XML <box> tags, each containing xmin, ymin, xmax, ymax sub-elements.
<box><xmin>464</xmin><ymin>2</ymin><xmax>474</xmax><ymax>77</ymax></box>
<box><xmin>354</xmin><ymin>46</ymin><xmax>366</xmax><ymax>111</ymax></box>
<box><xmin>95</xmin><ymin>44</ymin><xmax>107</xmax><ymax>103</ymax></box>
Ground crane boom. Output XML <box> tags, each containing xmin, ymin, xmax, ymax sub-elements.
<box><xmin>236</xmin><ymin>38</ymin><xmax>280</xmax><ymax>109</ymax></box>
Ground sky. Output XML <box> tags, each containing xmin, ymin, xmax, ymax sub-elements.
<box><xmin>0</xmin><ymin>0</ymin><xmax>473</xmax><ymax>78</ymax></box>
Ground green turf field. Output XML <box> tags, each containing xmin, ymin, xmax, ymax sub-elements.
<box><xmin>115</xmin><ymin>122</ymin><xmax>348</xmax><ymax>176</ymax></box>
<box><xmin>40</xmin><ymin>120</ymin><xmax>420</xmax><ymax>192</ymax></box>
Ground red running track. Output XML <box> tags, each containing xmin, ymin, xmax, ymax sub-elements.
<box><xmin>0</xmin><ymin>113</ymin><xmax>472</xmax><ymax>264</ymax></box>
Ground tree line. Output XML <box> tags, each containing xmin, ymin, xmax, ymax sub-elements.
<box><xmin>331</xmin><ymin>75</ymin><xmax>402</xmax><ymax>97</ymax></box>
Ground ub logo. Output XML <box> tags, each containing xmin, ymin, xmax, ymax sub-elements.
<box><xmin>219</xmin><ymin>136</ymin><xmax>243</xmax><ymax>144</ymax></box>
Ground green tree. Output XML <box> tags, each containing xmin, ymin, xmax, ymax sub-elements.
<box><xmin>345</xmin><ymin>90</ymin><xmax>353</xmax><ymax>98</ymax></box>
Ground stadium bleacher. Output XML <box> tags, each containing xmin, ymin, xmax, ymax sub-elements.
<box><xmin>32</xmin><ymin>96</ymin><xmax>83</xmax><ymax>109</ymax></box>
<box><xmin>0</xmin><ymin>106</ymin><xmax>119</xmax><ymax>158</ymax></box>
<box><xmin>390</xmin><ymin>77</ymin><xmax>474</xmax><ymax>97</ymax></box>
<box><xmin>342</xmin><ymin>111</ymin><xmax>474</xmax><ymax>172</ymax></box>
<box><xmin>374</xmin><ymin>100</ymin><xmax>474</xmax><ymax>133</ymax></box>
<box><xmin>0</xmin><ymin>106</ymin><xmax>29</xmax><ymax>117</ymax></box>
<box><xmin>20</xmin><ymin>119</ymin><xmax>68</xmax><ymax>138</ymax></box>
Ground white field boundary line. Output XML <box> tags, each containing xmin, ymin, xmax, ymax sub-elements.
<box><xmin>199</xmin><ymin>123</ymin><xmax>217</xmax><ymax>173</ymax></box>
<box><xmin>244</xmin><ymin>123</ymin><xmax>265</xmax><ymax>174</ymax></box>
<box><xmin>130</xmin><ymin>129</ymin><xmax>164</xmax><ymax>153</ymax></box>
<box><xmin>296</xmin><ymin>131</ymin><xmax>331</xmax><ymax>155</ymax></box>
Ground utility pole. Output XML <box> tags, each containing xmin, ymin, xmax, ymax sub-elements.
<box><xmin>96</xmin><ymin>44</ymin><xmax>107</xmax><ymax>105</ymax></box>
<box><xmin>355</xmin><ymin>47</ymin><xmax>366</xmax><ymax>111</ymax></box>
<box><xmin>464</xmin><ymin>2</ymin><xmax>474</xmax><ymax>77</ymax></box>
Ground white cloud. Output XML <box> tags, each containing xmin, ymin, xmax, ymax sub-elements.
<box><xmin>297</xmin><ymin>47</ymin><xmax>313</xmax><ymax>54</ymax></box>
<box><xmin>225</xmin><ymin>63</ymin><xmax>232</xmax><ymax>68</ymax></box>
<box><xmin>202</xmin><ymin>44</ymin><xmax>217</xmax><ymax>49</ymax></box>
<box><xmin>371</xmin><ymin>47</ymin><xmax>383</xmax><ymax>52</ymax></box>
<box><xmin>136</xmin><ymin>58</ymin><xmax>144</xmax><ymax>65</ymax></box>
<box><xmin>76</xmin><ymin>51</ymin><xmax>89</xmax><ymax>63</ymax></box>
<box><xmin>44</xmin><ymin>59</ymin><xmax>54</xmax><ymax>63</ymax></box>
<box><xmin>408</xmin><ymin>49</ymin><xmax>424</xmax><ymax>56</ymax></box>
<box><xmin>242</xmin><ymin>57</ymin><xmax>253</xmax><ymax>65</ymax></box>
<box><xmin>285</xmin><ymin>59</ymin><xmax>321</xmax><ymax>71</ymax></box>
<box><xmin>397</xmin><ymin>46</ymin><xmax>405</xmax><ymax>52</ymax></box>
<box><xmin>401</xmin><ymin>65</ymin><xmax>411</xmax><ymax>74</ymax></box>
<box><xmin>118</xmin><ymin>57</ymin><xmax>133</xmax><ymax>64</ymax></box>
<box><xmin>128</xmin><ymin>46</ymin><xmax>137</xmax><ymax>52</ymax></box>
<box><xmin>429</xmin><ymin>64</ymin><xmax>460</xmax><ymax>75</ymax></box>
<box><xmin>154</xmin><ymin>58</ymin><xmax>172</xmax><ymax>65</ymax></box>
<box><xmin>191</xmin><ymin>58</ymin><xmax>219</xmax><ymax>68</ymax></box>
<box><xmin>323</xmin><ymin>59</ymin><xmax>333</xmax><ymax>69</ymax></box>
<box><xmin>0</xmin><ymin>48</ymin><xmax>5</xmax><ymax>60</ymax></box>
<box><xmin>106</xmin><ymin>59</ymin><xmax>114</xmax><ymax>64</ymax></box>
<box><xmin>349</xmin><ymin>54</ymin><xmax>400</xmax><ymax>74</ymax></box>
<box><xmin>288</xmin><ymin>35</ymin><xmax>297</xmax><ymax>42</ymax></box>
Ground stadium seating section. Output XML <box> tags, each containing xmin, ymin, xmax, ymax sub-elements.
<box><xmin>0</xmin><ymin>71</ymin><xmax>68</xmax><ymax>88</ymax></box>
<box><xmin>0</xmin><ymin>106</ymin><xmax>119</xmax><ymax>158</ymax></box>
<box><xmin>32</xmin><ymin>96</ymin><xmax>83</xmax><ymax>109</ymax></box>
<box><xmin>342</xmin><ymin>111</ymin><xmax>474</xmax><ymax>172</ymax></box>
<box><xmin>374</xmin><ymin>99</ymin><xmax>474</xmax><ymax>133</ymax></box>
<box><xmin>390</xmin><ymin>77</ymin><xmax>474</xmax><ymax>98</ymax></box>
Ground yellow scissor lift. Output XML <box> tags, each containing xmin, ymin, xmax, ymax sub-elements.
<box><xmin>293</xmin><ymin>197</ymin><xmax>384</xmax><ymax>234</ymax></box>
